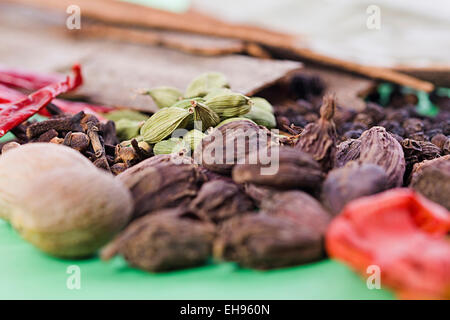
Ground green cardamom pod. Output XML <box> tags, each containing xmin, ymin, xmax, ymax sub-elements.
<box><xmin>143</xmin><ymin>86</ymin><xmax>183</xmax><ymax>109</ymax></box>
<box><xmin>185</xmin><ymin>73</ymin><xmax>229</xmax><ymax>98</ymax></box>
<box><xmin>153</xmin><ymin>138</ymin><xmax>189</xmax><ymax>155</ymax></box>
<box><xmin>205</xmin><ymin>93</ymin><xmax>252</xmax><ymax>119</ymax></box>
<box><xmin>115</xmin><ymin>119</ymin><xmax>145</xmax><ymax>141</ymax></box>
<box><xmin>216</xmin><ymin>117</ymin><xmax>256</xmax><ymax>128</ymax></box>
<box><xmin>203</xmin><ymin>87</ymin><xmax>233</xmax><ymax>100</ymax></box>
<box><xmin>242</xmin><ymin>102</ymin><xmax>276</xmax><ymax>129</ymax></box>
<box><xmin>190</xmin><ymin>100</ymin><xmax>220</xmax><ymax>130</ymax></box>
<box><xmin>250</xmin><ymin>97</ymin><xmax>274</xmax><ymax>113</ymax></box>
<box><xmin>171</xmin><ymin>97</ymin><xmax>205</xmax><ymax>109</ymax></box>
<box><xmin>183</xmin><ymin>129</ymin><xmax>206</xmax><ymax>151</ymax></box>
<box><xmin>140</xmin><ymin>107</ymin><xmax>193</xmax><ymax>144</ymax></box>
<box><xmin>103</xmin><ymin>109</ymin><xmax>149</xmax><ymax>122</ymax></box>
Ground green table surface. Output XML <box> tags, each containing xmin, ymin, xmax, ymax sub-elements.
<box><xmin>0</xmin><ymin>220</ymin><xmax>394</xmax><ymax>300</ymax></box>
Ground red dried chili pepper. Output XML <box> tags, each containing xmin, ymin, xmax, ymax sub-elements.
<box><xmin>0</xmin><ymin>64</ymin><xmax>83</xmax><ymax>137</ymax></box>
<box><xmin>0</xmin><ymin>84</ymin><xmax>26</xmax><ymax>104</ymax></box>
<box><xmin>326</xmin><ymin>188</ymin><xmax>450</xmax><ymax>300</ymax></box>
<box><xmin>0</xmin><ymin>66</ymin><xmax>63</xmax><ymax>91</ymax></box>
<box><xmin>0</xmin><ymin>71</ymin><xmax>111</xmax><ymax>118</ymax></box>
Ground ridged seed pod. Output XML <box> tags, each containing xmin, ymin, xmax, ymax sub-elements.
<box><xmin>140</xmin><ymin>107</ymin><xmax>193</xmax><ymax>144</ymax></box>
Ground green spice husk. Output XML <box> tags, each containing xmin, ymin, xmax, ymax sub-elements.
<box><xmin>140</xmin><ymin>107</ymin><xmax>193</xmax><ymax>144</ymax></box>
<box><xmin>185</xmin><ymin>72</ymin><xmax>229</xmax><ymax>98</ymax></box>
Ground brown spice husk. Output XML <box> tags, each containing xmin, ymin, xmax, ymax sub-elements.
<box><xmin>358</xmin><ymin>126</ymin><xmax>406</xmax><ymax>188</ymax></box>
<box><xmin>189</xmin><ymin>180</ymin><xmax>254</xmax><ymax>223</ymax></box>
<box><xmin>195</xmin><ymin>120</ymin><xmax>273</xmax><ymax>174</ymax></box>
<box><xmin>260</xmin><ymin>191</ymin><xmax>331</xmax><ymax>234</ymax></box>
<box><xmin>321</xmin><ymin>161</ymin><xmax>389</xmax><ymax>215</ymax></box>
<box><xmin>101</xmin><ymin>208</ymin><xmax>215</xmax><ymax>272</ymax></box>
<box><xmin>118</xmin><ymin>156</ymin><xmax>206</xmax><ymax>218</ymax></box>
<box><xmin>213</xmin><ymin>214</ymin><xmax>324</xmax><ymax>270</ymax></box>
<box><xmin>334</xmin><ymin>139</ymin><xmax>361</xmax><ymax>168</ymax></box>
<box><xmin>410</xmin><ymin>155</ymin><xmax>450</xmax><ymax>210</ymax></box>
<box><xmin>232</xmin><ymin>146</ymin><xmax>324</xmax><ymax>192</ymax></box>
<box><xmin>295</xmin><ymin>94</ymin><xmax>337</xmax><ymax>171</ymax></box>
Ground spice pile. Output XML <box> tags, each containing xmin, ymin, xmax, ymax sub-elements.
<box><xmin>0</xmin><ymin>66</ymin><xmax>449</xmax><ymax>299</ymax></box>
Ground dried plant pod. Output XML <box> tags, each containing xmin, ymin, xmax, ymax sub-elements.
<box><xmin>101</xmin><ymin>208</ymin><xmax>215</xmax><ymax>272</ymax></box>
<box><xmin>410</xmin><ymin>156</ymin><xmax>450</xmax><ymax>210</ymax></box>
<box><xmin>214</xmin><ymin>214</ymin><xmax>324</xmax><ymax>270</ymax></box>
<box><xmin>118</xmin><ymin>153</ymin><xmax>194</xmax><ymax>182</ymax></box>
<box><xmin>243</xmin><ymin>183</ymin><xmax>278</xmax><ymax>207</ymax></box>
<box><xmin>402</xmin><ymin>139</ymin><xmax>441</xmax><ymax>179</ymax></box>
<box><xmin>189</xmin><ymin>180</ymin><xmax>254</xmax><ymax>223</ymax></box>
<box><xmin>194</xmin><ymin>120</ymin><xmax>272</xmax><ymax>174</ymax></box>
<box><xmin>334</xmin><ymin>139</ymin><xmax>361</xmax><ymax>168</ymax></box>
<box><xmin>295</xmin><ymin>94</ymin><xmax>338</xmax><ymax>171</ymax></box>
<box><xmin>321</xmin><ymin>161</ymin><xmax>389</xmax><ymax>215</ymax></box>
<box><xmin>260</xmin><ymin>190</ymin><xmax>331</xmax><ymax>234</ymax></box>
<box><xmin>232</xmin><ymin>146</ymin><xmax>324</xmax><ymax>191</ymax></box>
<box><xmin>118</xmin><ymin>157</ymin><xmax>206</xmax><ymax>218</ymax></box>
<box><xmin>359</xmin><ymin>126</ymin><xmax>406</xmax><ymax>187</ymax></box>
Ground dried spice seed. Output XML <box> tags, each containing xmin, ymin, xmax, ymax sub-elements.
<box><xmin>321</xmin><ymin>161</ymin><xmax>389</xmax><ymax>215</ymax></box>
<box><xmin>295</xmin><ymin>94</ymin><xmax>337</xmax><ymax>171</ymax></box>
<box><xmin>118</xmin><ymin>158</ymin><xmax>205</xmax><ymax>218</ymax></box>
<box><xmin>185</xmin><ymin>72</ymin><xmax>229</xmax><ymax>98</ymax></box>
<box><xmin>260</xmin><ymin>190</ymin><xmax>331</xmax><ymax>234</ymax></box>
<box><xmin>214</xmin><ymin>214</ymin><xmax>324</xmax><ymax>270</ymax></box>
<box><xmin>195</xmin><ymin>119</ymin><xmax>272</xmax><ymax>174</ymax></box>
<box><xmin>402</xmin><ymin>139</ymin><xmax>441</xmax><ymax>179</ymax></box>
<box><xmin>359</xmin><ymin>126</ymin><xmax>406</xmax><ymax>188</ymax></box>
<box><xmin>37</xmin><ymin>129</ymin><xmax>59</xmax><ymax>142</ymax></box>
<box><xmin>334</xmin><ymin>139</ymin><xmax>361</xmax><ymax>168</ymax></box>
<box><xmin>243</xmin><ymin>183</ymin><xmax>278</xmax><ymax>207</ymax></box>
<box><xmin>232</xmin><ymin>146</ymin><xmax>324</xmax><ymax>191</ymax></box>
<box><xmin>101</xmin><ymin>209</ymin><xmax>215</xmax><ymax>272</ymax></box>
<box><xmin>143</xmin><ymin>86</ymin><xmax>183</xmax><ymax>109</ymax></box>
<box><xmin>189</xmin><ymin>180</ymin><xmax>254</xmax><ymax>223</ymax></box>
<box><xmin>410</xmin><ymin>156</ymin><xmax>450</xmax><ymax>210</ymax></box>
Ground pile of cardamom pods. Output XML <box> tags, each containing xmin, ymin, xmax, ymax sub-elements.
<box><xmin>118</xmin><ymin>72</ymin><xmax>277</xmax><ymax>159</ymax></box>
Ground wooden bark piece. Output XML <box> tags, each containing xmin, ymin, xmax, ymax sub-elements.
<box><xmin>0</xmin><ymin>6</ymin><xmax>302</xmax><ymax>112</ymax></box>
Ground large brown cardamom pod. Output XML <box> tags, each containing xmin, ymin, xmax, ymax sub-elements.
<box><xmin>358</xmin><ymin>126</ymin><xmax>406</xmax><ymax>187</ymax></box>
<box><xmin>401</xmin><ymin>139</ymin><xmax>441</xmax><ymax>180</ymax></box>
<box><xmin>101</xmin><ymin>208</ymin><xmax>215</xmax><ymax>272</ymax></box>
<box><xmin>118</xmin><ymin>155</ymin><xmax>206</xmax><ymax>218</ymax></box>
<box><xmin>321</xmin><ymin>161</ymin><xmax>389</xmax><ymax>215</ymax></box>
<box><xmin>410</xmin><ymin>155</ymin><xmax>450</xmax><ymax>210</ymax></box>
<box><xmin>232</xmin><ymin>146</ymin><xmax>324</xmax><ymax>191</ymax></box>
<box><xmin>194</xmin><ymin>120</ymin><xmax>273</xmax><ymax>174</ymax></box>
<box><xmin>243</xmin><ymin>183</ymin><xmax>278</xmax><ymax>207</ymax></box>
<box><xmin>295</xmin><ymin>94</ymin><xmax>338</xmax><ymax>170</ymax></box>
<box><xmin>334</xmin><ymin>139</ymin><xmax>361</xmax><ymax>168</ymax></box>
<box><xmin>260</xmin><ymin>191</ymin><xmax>331</xmax><ymax>234</ymax></box>
<box><xmin>213</xmin><ymin>214</ymin><xmax>323</xmax><ymax>270</ymax></box>
<box><xmin>189</xmin><ymin>180</ymin><xmax>254</xmax><ymax>223</ymax></box>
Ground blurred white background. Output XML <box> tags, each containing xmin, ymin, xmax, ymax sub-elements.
<box><xmin>192</xmin><ymin>0</ymin><xmax>450</xmax><ymax>67</ymax></box>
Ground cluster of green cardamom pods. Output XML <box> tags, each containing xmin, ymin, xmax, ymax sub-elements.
<box><xmin>115</xmin><ymin>72</ymin><xmax>277</xmax><ymax>155</ymax></box>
